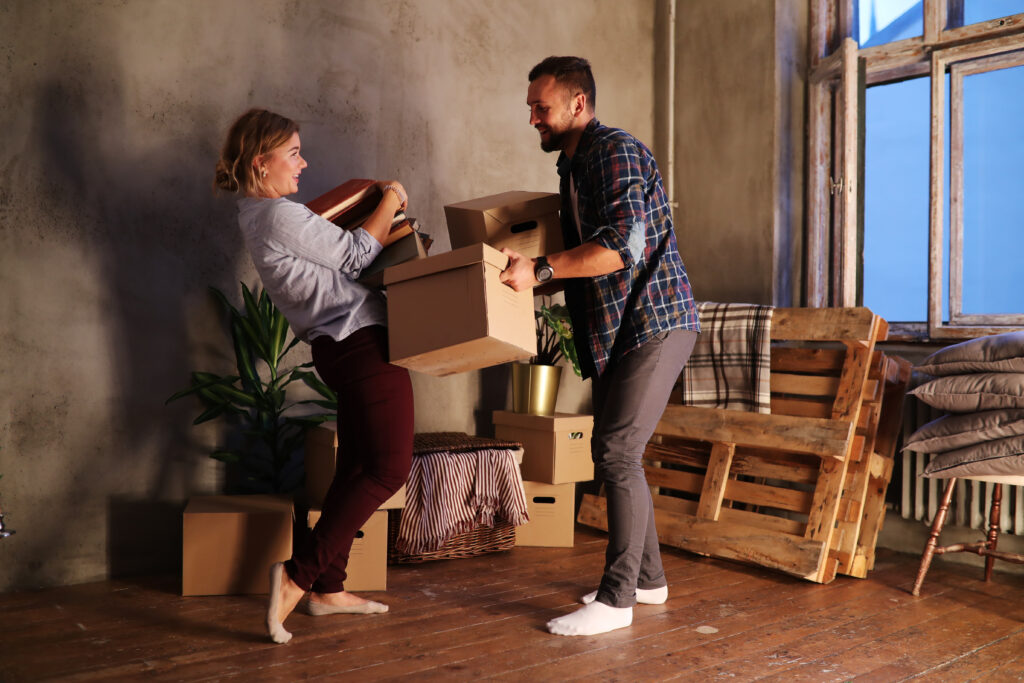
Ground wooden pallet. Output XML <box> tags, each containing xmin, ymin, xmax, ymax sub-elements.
<box><xmin>577</xmin><ymin>307</ymin><xmax>911</xmax><ymax>584</ymax></box>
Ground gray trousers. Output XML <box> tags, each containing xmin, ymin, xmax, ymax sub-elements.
<box><xmin>592</xmin><ymin>328</ymin><xmax>698</xmax><ymax>608</ymax></box>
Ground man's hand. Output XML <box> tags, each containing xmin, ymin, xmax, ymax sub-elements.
<box><xmin>499</xmin><ymin>247</ymin><xmax>537</xmax><ymax>292</ymax></box>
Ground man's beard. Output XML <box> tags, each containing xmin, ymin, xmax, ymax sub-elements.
<box><xmin>539</xmin><ymin>127</ymin><xmax>567</xmax><ymax>153</ymax></box>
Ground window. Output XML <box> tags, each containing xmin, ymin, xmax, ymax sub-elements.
<box><xmin>809</xmin><ymin>0</ymin><xmax>1024</xmax><ymax>339</ymax></box>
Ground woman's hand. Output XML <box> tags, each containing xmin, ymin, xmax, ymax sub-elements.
<box><xmin>377</xmin><ymin>180</ymin><xmax>408</xmax><ymax>212</ymax></box>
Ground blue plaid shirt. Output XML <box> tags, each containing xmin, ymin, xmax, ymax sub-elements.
<box><xmin>558</xmin><ymin>119</ymin><xmax>699</xmax><ymax>379</ymax></box>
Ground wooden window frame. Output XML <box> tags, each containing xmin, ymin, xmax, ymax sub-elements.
<box><xmin>807</xmin><ymin>0</ymin><xmax>1024</xmax><ymax>340</ymax></box>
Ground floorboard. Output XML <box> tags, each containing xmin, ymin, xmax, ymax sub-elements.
<box><xmin>1</xmin><ymin>526</ymin><xmax>1022</xmax><ymax>681</ymax></box>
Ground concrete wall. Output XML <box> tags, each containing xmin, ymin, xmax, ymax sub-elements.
<box><xmin>674</xmin><ymin>0</ymin><xmax>805</xmax><ymax>306</ymax></box>
<box><xmin>0</xmin><ymin>0</ymin><xmax>658</xmax><ymax>592</ymax></box>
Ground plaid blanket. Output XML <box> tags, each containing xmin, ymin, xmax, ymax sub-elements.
<box><xmin>396</xmin><ymin>434</ymin><xmax>529</xmax><ymax>554</ymax></box>
<box><xmin>678</xmin><ymin>302</ymin><xmax>773</xmax><ymax>414</ymax></box>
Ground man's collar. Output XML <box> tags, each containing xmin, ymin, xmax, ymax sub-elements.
<box><xmin>557</xmin><ymin>119</ymin><xmax>600</xmax><ymax>177</ymax></box>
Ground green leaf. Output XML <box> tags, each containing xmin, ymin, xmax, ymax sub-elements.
<box><xmin>193</xmin><ymin>404</ymin><xmax>228</xmax><ymax>425</ymax></box>
<box><xmin>293</xmin><ymin>399</ymin><xmax>339</xmax><ymax>410</ymax></box>
<box><xmin>210</xmin><ymin>449</ymin><xmax>242</xmax><ymax>464</ymax></box>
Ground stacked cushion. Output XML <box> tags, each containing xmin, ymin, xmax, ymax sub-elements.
<box><xmin>906</xmin><ymin>332</ymin><xmax>1024</xmax><ymax>478</ymax></box>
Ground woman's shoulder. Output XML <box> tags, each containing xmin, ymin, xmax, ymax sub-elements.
<box><xmin>240</xmin><ymin>197</ymin><xmax>316</xmax><ymax>228</ymax></box>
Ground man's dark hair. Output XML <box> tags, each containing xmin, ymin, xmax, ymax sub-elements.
<box><xmin>528</xmin><ymin>56</ymin><xmax>596</xmax><ymax>111</ymax></box>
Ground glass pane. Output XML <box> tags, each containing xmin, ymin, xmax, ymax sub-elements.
<box><xmin>964</xmin><ymin>0</ymin><xmax>1024</xmax><ymax>25</ymax></box>
<box><xmin>858</xmin><ymin>0</ymin><xmax>922</xmax><ymax>47</ymax></box>
<box><xmin>960</xmin><ymin>64</ymin><xmax>1024</xmax><ymax>315</ymax></box>
<box><xmin>863</xmin><ymin>77</ymin><xmax>931</xmax><ymax>322</ymax></box>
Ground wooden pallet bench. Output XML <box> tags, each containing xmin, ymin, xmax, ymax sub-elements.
<box><xmin>577</xmin><ymin>307</ymin><xmax>912</xmax><ymax>584</ymax></box>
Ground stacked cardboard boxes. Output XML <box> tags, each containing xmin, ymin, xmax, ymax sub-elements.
<box><xmin>379</xmin><ymin>190</ymin><xmax>562</xmax><ymax>377</ymax></box>
<box><xmin>493</xmin><ymin>410</ymin><xmax>594</xmax><ymax>547</ymax></box>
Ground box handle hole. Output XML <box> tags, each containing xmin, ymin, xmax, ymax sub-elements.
<box><xmin>532</xmin><ymin>496</ymin><xmax>556</xmax><ymax>504</ymax></box>
<box><xmin>510</xmin><ymin>220</ymin><xmax>538</xmax><ymax>233</ymax></box>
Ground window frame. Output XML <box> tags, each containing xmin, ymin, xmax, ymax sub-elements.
<box><xmin>808</xmin><ymin>0</ymin><xmax>1024</xmax><ymax>340</ymax></box>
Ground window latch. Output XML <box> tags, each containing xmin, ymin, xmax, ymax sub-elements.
<box><xmin>829</xmin><ymin>176</ymin><xmax>844</xmax><ymax>195</ymax></box>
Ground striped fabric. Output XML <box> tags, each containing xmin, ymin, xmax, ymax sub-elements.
<box><xmin>396</xmin><ymin>441</ymin><xmax>529</xmax><ymax>555</ymax></box>
<box><xmin>679</xmin><ymin>302</ymin><xmax>774</xmax><ymax>414</ymax></box>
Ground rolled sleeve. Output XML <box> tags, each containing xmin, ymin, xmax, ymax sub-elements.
<box><xmin>586</xmin><ymin>140</ymin><xmax>648</xmax><ymax>270</ymax></box>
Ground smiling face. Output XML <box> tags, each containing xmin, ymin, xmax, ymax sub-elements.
<box><xmin>527</xmin><ymin>75</ymin><xmax>579</xmax><ymax>153</ymax></box>
<box><xmin>257</xmin><ymin>132</ymin><xmax>307</xmax><ymax>198</ymax></box>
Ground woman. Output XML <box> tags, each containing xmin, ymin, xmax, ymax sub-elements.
<box><xmin>214</xmin><ymin>109</ymin><xmax>414</xmax><ymax>644</ymax></box>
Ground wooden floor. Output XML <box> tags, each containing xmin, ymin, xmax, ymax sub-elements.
<box><xmin>3</xmin><ymin>526</ymin><xmax>1024</xmax><ymax>682</ymax></box>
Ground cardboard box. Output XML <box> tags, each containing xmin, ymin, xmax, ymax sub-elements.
<box><xmin>444</xmin><ymin>191</ymin><xmax>563</xmax><ymax>259</ymax></box>
<box><xmin>307</xmin><ymin>508</ymin><xmax>388</xmax><ymax>591</ymax></box>
<box><xmin>305</xmin><ymin>421</ymin><xmax>406</xmax><ymax>510</ymax></box>
<box><xmin>493</xmin><ymin>410</ymin><xmax>594</xmax><ymax>484</ymax></box>
<box><xmin>182</xmin><ymin>494</ymin><xmax>293</xmax><ymax>596</ymax></box>
<box><xmin>383</xmin><ymin>243</ymin><xmax>536</xmax><ymax>376</ymax></box>
<box><xmin>515</xmin><ymin>481</ymin><xmax>575</xmax><ymax>547</ymax></box>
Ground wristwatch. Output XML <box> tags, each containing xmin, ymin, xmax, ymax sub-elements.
<box><xmin>534</xmin><ymin>256</ymin><xmax>554</xmax><ymax>283</ymax></box>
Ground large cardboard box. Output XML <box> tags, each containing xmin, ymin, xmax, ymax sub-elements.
<box><xmin>515</xmin><ymin>481</ymin><xmax>575</xmax><ymax>547</ymax></box>
<box><xmin>307</xmin><ymin>508</ymin><xmax>388</xmax><ymax>591</ymax></box>
<box><xmin>493</xmin><ymin>410</ymin><xmax>594</xmax><ymax>484</ymax></box>
<box><xmin>383</xmin><ymin>243</ymin><xmax>536</xmax><ymax>376</ymax></box>
<box><xmin>305</xmin><ymin>421</ymin><xmax>407</xmax><ymax>510</ymax></box>
<box><xmin>444</xmin><ymin>191</ymin><xmax>563</xmax><ymax>259</ymax></box>
<box><xmin>182</xmin><ymin>494</ymin><xmax>293</xmax><ymax>596</ymax></box>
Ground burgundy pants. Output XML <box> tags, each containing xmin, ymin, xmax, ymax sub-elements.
<box><xmin>286</xmin><ymin>325</ymin><xmax>413</xmax><ymax>593</ymax></box>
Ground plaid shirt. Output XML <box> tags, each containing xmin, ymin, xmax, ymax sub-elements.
<box><xmin>558</xmin><ymin>119</ymin><xmax>700</xmax><ymax>379</ymax></box>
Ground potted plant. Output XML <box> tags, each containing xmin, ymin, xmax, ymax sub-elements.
<box><xmin>167</xmin><ymin>283</ymin><xmax>337</xmax><ymax>493</ymax></box>
<box><xmin>512</xmin><ymin>299</ymin><xmax>581</xmax><ymax>416</ymax></box>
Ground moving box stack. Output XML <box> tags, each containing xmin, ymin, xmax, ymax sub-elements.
<box><xmin>493</xmin><ymin>411</ymin><xmax>594</xmax><ymax>547</ymax></box>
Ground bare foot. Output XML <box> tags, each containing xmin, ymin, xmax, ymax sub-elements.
<box><xmin>304</xmin><ymin>590</ymin><xmax>388</xmax><ymax>616</ymax></box>
<box><xmin>266</xmin><ymin>562</ymin><xmax>305</xmax><ymax>643</ymax></box>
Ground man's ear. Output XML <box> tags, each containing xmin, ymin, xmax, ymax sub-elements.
<box><xmin>572</xmin><ymin>92</ymin><xmax>587</xmax><ymax>118</ymax></box>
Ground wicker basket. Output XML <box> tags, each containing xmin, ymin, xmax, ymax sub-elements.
<box><xmin>386</xmin><ymin>508</ymin><xmax>516</xmax><ymax>564</ymax></box>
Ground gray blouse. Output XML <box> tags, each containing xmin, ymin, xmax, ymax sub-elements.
<box><xmin>237</xmin><ymin>197</ymin><xmax>387</xmax><ymax>343</ymax></box>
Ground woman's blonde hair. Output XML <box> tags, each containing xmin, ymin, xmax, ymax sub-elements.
<box><xmin>214</xmin><ymin>109</ymin><xmax>299</xmax><ymax>196</ymax></box>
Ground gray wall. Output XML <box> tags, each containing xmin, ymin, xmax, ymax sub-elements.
<box><xmin>674</xmin><ymin>0</ymin><xmax>805</xmax><ymax>306</ymax></box>
<box><xmin>0</xmin><ymin>0</ymin><xmax>660</xmax><ymax>591</ymax></box>
<box><xmin>0</xmin><ymin>0</ymin><xmax>806</xmax><ymax>592</ymax></box>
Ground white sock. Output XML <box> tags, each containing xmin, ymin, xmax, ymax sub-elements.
<box><xmin>579</xmin><ymin>585</ymin><xmax>668</xmax><ymax>605</ymax></box>
<box><xmin>547</xmin><ymin>601</ymin><xmax>633</xmax><ymax>636</ymax></box>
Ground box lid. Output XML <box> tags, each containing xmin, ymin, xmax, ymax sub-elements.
<box><xmin>492</xmin><ymin>410</ymin><xmax>594</xmax><ymax>431</ymax></box>
<box><xmin>383</xmin><ymin>242</ymin><xmax>509</xmax><ymax>286</ymax></box>
<box><xmin>185</xmin><ymin>494</ymin><xmax>294</xmax><ymax>515</ymax></box>
<box><xmin>445</xmin><ymin>191</ymin><xmax>560</xmax><ymax>225</ymax></box>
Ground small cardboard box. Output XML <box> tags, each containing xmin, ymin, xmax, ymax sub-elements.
<box><xmin>493</xmin><ymin>410</ymin><xmax>594</xmax><ymax>484</ymax></box>
<box><xmin>444</xmin><ymin>191</ymin><xmax>563</xmax><ymax>260</ymax></box>
<box><xmin>182</xmin><ymin>494</ymin><xmax>293</xmax><ymax>596</ymax></box>
<box><xmin>383</xmin><ymin>243</ymin><xmax>536</xmax><ymax>376</ymax></box>
<box><xmin>307</xmin><ymin>508</ymin><xmax>388</xmax><ymax>591</ymax></box>
<box><xmin>515</xmin><ymin>481</ymin><xmax>575</xmax><ymax>547</ymax></box>
<box><xmin>305</xmin><ymin>421</ymin><xmax>407</xmax><ymax>510</ymax></box>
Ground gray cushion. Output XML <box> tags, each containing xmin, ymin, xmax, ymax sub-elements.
<box><xmin>909</xmin><ymin>373</ymin><xmax>1024</xmax><ymax>412</ymax></box>
<box><xmin>903</xmin><ymin>408</ymin><xmax>1024</xmax><ymax>453</ymax></box>
<box><xmin>922</xmin><ymin>434</ymin><xmax>1024</xmax><ymax>479</ymax></box>
<box><xmin>917</xmin><ymin>331</ymin><xmax>1024</xmax><ymax>376</ymax></box>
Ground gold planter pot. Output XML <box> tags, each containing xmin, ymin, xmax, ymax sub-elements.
<box><xmin>512</xmin><ymin>363</ymin><xmax>562</xmax><ymax>416</ymax></box>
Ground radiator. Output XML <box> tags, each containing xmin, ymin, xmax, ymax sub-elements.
<box><xmin>893</xmin><ymin>396</ymin><xmax>1024</xmax><ymax>535</ymax></box>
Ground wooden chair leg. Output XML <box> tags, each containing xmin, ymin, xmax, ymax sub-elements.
<box><xmin>984</xmin><ymin>483</ymin><xmax>1002</xmax><ymax>582</ymax></box>
<box><xmin>911</xmin><ymin>477</ymin><xmax>957</xmax><ymax>596</ymax></box>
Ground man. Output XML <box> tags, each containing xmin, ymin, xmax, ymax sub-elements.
<box><xmin>500</xmin><ymin>56</ymin><xmax>700</xmax><ymax>636</ymax></box>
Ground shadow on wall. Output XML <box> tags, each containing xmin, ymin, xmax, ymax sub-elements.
<box><xmin>19</xmin><ymin>50</ymin><xmax>237</xmax><ymax>585</ymax></box>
